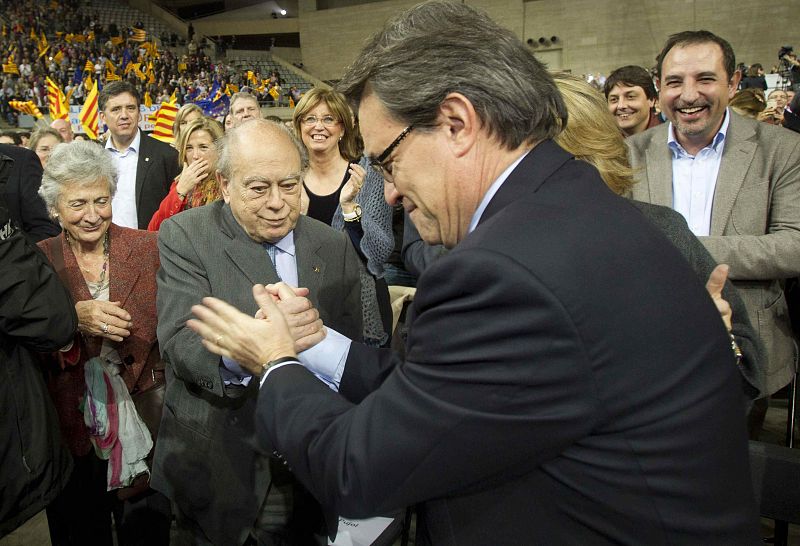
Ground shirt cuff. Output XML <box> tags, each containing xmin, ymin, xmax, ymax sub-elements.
<box><xmin>297</xmin><ymin>327</ymin><xmax>352</xmax><ymax>390</ymax></box>
<box><xmin>220</xmin><ymin>356</ymin><xmax>253</xmax><ymax>387</ymax></box>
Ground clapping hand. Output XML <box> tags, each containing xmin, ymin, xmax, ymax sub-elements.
<box><xmin>188</xmin><ymin>284</ymin><xmax>301</xmax><ymax>376</ymax></box>
<box><xmin>339</xmin><ymin>163</ymin><xmax>366</xmax><ymax>212</ymax></box>
<box><xmin>705</xmin><ymin>264</ymin><xmax>732</xmax><ymax>332</ymax></box>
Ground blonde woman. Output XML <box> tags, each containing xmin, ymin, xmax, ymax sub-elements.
<box><xmin>148</xmin><ymin>118</ymin><xmax>224</xmax><ymax>230</ymax></box>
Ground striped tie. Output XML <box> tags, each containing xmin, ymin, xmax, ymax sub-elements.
<box><xmin>265</xmin><ymin>243</ymin><xmax>281</xmax><ymax>280</ymax></box>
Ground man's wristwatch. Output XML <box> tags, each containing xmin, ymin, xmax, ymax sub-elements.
<box><xmin>262</xmin><ymin>356</ymin><xmax>299</xmax><ymax>374</ymax></box>
<box><xmin>730</xmin><ymin>334</ymin><xmax>743</xmax><ymax>366</ymax></box>
<box><xmin>343</xmin><ymin>204</ymin><xmax>362</xmax><ymax>222</ymax></box>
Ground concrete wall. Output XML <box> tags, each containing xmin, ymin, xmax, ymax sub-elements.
<box><xmin>163</xmin><ymin>0</ymin><xmax>800</xmax><ymax>81</ymax></box>
<box><xmin>522</xmin><ymin>0</ymin><xmax>799</xmax><ymax>76</ymax></box>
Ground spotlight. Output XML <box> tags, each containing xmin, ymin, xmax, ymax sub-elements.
<box><xmin>280</xmin><ymin>9</ymin><xmax>287</xmax><ymax>15</ymax></box>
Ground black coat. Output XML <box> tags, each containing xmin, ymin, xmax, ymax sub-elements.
<box><xmin>0</xmin><ymin>209</ymin><xmax>76</xmax><ymax>536</ymax></box>
<box><xmin>0</xmin><ymin>144</ymin><xmax>60</xmax><ymax>242</ymax></box>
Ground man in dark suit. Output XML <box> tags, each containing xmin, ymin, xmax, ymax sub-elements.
<box><xmin>153</xmin><ymin>119</ymin><xmax>362</xmax><ymax>545</ymax></box>
<box><xmin>99</xmin><ymin>81</ymin><xmax>179</xmax><ymax>229</ymax></box>
<box><xmin>0</xmin><ymin>143</ymin><xmax>60</xmax><ymax>242</ymax></box>
<box><xmin>188</xmin><ymin>2</ymin><xmax>759</xmax><ymax>544</ymax></box>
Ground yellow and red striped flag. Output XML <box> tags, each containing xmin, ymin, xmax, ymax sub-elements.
<box><xmin>130</xmin><ymin>29</ymin><xmax>146</xmax><ymax>42</ymax></box>
<box><xmin>45</xmin><ymin>77</ymin><xmax>69</xmax><ymax>120</ymax></box>
<box><xmin>143</xmin><ymin>91</ymin><xmax>152</xmax><ymax>108</ymax></box>
<box><xmin>84</xmin><ymin>59</ymin><xmax>94</xmax><ymax>72</ymax></box>
<box><xmin>149</xmin><ymin>101</ymin><xmax>178</xmax><ymax>144</ymax></box>
<box><xmin>9</xmin><ymin>100</ymin><xmax>43</xmax><ymax>119</ymax></box>
<box><xmin>110</xmin><ymin>36</ymin><xmax>123</xmax><ymax>46</ymax></box>
<box><xmin>53</xmin><ymin>50</ymin><xmax>64</xmax><ymax>65</ymax></box>
<box><xmin>80</xmin><ymin>79</ymin><xmax>99</xmax><ymax>140</ymax></box>
<box><xmin>105</xmin><ymin>70</ymin><xmax>121</xmax><ymax>82</ymax></box>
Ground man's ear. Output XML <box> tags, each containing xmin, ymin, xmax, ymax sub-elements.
<box><xmin>216</xmin><ymin>171</ymin><xmax>231</xmax><ymax>203</ymax></box>
<box><xmin>437</xmin><ymin>92</ymin><xmax>478</xmax><ymax>158</ymax></box>
<box><xmin>729</xmin><ymin>70</ymin><xmax>742</xmax><ymax>99</ymax></box>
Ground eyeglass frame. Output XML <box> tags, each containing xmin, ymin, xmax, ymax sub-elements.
<box><xmin>369</xmin><ymin>125</ymin><xmax>413</xmax><ymax>177</ymax></box>
<box><xmin>301</xmin><ymin>115</ymin><xmax>340</xmax><ymax>127</ymax></box>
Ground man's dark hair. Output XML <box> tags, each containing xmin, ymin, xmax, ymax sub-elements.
<box><xmin>746</xmin><ymin>63</ymin><xmax>763</xmax><ymax>77</ymax></box>
<box><xmin>656</xmin><ymin>30</ymin><xmax>736</xmax><ymax>80</ymax></box>
<box><xmin>603</xmin><ymin>66</ymin><xmax>658</xmax><ymax>100</ymax></box>
<box><xmin>0</xmin><ymin>131</ymin><xmax>23</xmax><ymax>145</ymax></box>
<box><xmin>98</xmin><ymin>81</ymin><xmax>140</xmax><ymax>112</ymax></box>
<box><xmin>336</xmin><ymin>0</ymin><xmax>567</xmax><ymax>149</ymax></box>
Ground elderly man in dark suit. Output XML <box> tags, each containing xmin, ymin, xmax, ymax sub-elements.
<box><xmin>627</xmin><ymin>31</ymin><xmax>800</xmax><ymax>431</ymax></box>
<box><xmin>153</xmin><ymin>119</ymin><xmax>362</xmax><ymax>545</ymax></box>
<box><xmin>189</xmin><ymin>2</ymin><xmax>759</xmax><ymax>544</ymax></box>
<box><xmin>99</xmin><ymin>81</ymin><xmax>179</xmax><ymax>229</ymax></box>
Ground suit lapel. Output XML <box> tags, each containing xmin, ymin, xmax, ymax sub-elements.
<box><xmin>135</xmin><ymin>132</ymin><xmax>154</xmax><ymax>211</ymax></box>
<box><xmin>108</xmin><ymin>224</ymin><xmax>139</xmax><ymax>307</ymax></box>
<box><xmin>644</xmin><ymin>125</ymin><xmax>674</xmax><ymax>208</ymax></box>
<box><xmin>220</xmin><ymin>204</ymin><xmax>279</xmax><ymax>286</ymax></box>
<box><xmin>710</xmin><ymin>114</ymin><xmax>756</xmax><ymax>235</ymax></box>
<box><xmin>294</xmin><ymin>216</ymin><xmax>324</xmax><ymax>297</ymax></box>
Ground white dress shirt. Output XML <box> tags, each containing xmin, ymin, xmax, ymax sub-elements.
<box><xmin>106</xmin><ymin>130</ymin><xmax>141</xmax><ymax>229</ymax></box>
<box><xmin>669</xmin><ymin>110</ymin><xmax>730</xmax><ymax>236</ymax></box>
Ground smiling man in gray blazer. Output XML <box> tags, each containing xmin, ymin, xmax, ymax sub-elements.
<box><xmin>628</xmin><ymin>31</ymin><xmax>800</xmax><ymax>417</ymax></box>
<box><xmin>152</xmin><ymin>119</ymin><xmax>362</xmax><ymax>545</ymax></box>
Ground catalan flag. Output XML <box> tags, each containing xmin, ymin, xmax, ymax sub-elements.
<box><xmin>9</xmin><ymin>100</ymin><xmax>43</xmax><ymax>119</ymax></box>
<box><xmin>110</xmin><ymin>36</ymin><xmax>124</xmax><ymax>46</ymax></box>
<box><xmin>247</xmin><ymin>71</ymin><xmax>258</xmax><ymax>85</ymax></box>
<box><xmin>105</xmin><ymin>70</ymin><xmax>121</xmax><ymax>82</ymax></box>
<box><xmin>149</xmin><ymin>101</ymin><xmax>178</xmax><ymax>144</ymax></box>
<box><xmin>143</xmin><ymin>91</ymin><xmax>152</xmax><ymax>108</ymax></box>
<box><xmin>1</xmin><ymin>25</ymin><xmax>6</xmax><ymax>37</ymax></box>
<box><xmin>40</xmin><ymin>31</ymin><xmax>48</xmax><ymax>50</ymax></box>
<box><xmin>84</xmin><ymin>59</ymin><xmax>94</xmax><ymax>72</ymax></box>
<box><xmin>80</xmin><ymin>78</ymin><xmax>99</xmax><ymax>140</ymax></box>
<box><xmin>53</xmin><ymin>50</ymin><xmax>64</xmax><ymax>65</ymax></box>
<box><xmin>177</xmin><ymin>62</ymin><xmax>187</xmax><ymax>73</ymax></box>
<box><xmin>130</xmin><ymin>28</ymin><xmax>147</xmax><ymax>42</ymax></box>
<box><xmin>45</xmin><ymin>77</ymin><xmax>69</xmax><ymax>120</ymax></box>
<box><xmin>2</xmin><ymin>57</ymin><xmax>19</xmax><ymax>75</ymax></box>
<box><xmin>124</xmin><ymin>62</ymin><xmax>139</xmax><ymax>75</ymax></box>
<box><xmin>29</xmin><ymin>28</ymin><xmax>36</xmax><ymax>41</ymax></box>
<box><xmin>146</xmin><ymin>61</ymin><xmax>156</xmax><ymax>84</ymax></box>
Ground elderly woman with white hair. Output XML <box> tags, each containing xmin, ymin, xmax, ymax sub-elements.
<box><xmin>37</xmin><ymin>141</ymin><xmax>170</xmax><ymax>546</ymax></box>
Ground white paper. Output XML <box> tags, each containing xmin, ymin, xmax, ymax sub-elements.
<box><xmin>328</xmin><ymin>516</ymin><xmax>395</xmax><ymax>546</ymax></box>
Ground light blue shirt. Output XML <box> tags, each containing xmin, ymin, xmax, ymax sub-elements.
<box><xmin>668</xmin><ymin>109</ymin><xmax>730</xmax><ymax>236</ymax></box>
<box><xmin>106</xmin><ymin>130</ymin><xmax>141</xmax><ymax>229</ymax></box>
<box><xmin>263</xmin><ymin>150</ymin><xmax>530</xmax><ymax>389</ymax></box>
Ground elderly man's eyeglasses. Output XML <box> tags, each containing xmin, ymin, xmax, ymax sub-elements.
<box><xmin>302</xmin><ymin>115</ymin><xmax>339</xmax><ymax>127</ymax></box>
<box><xmin>369</xmin><ymin>126</ymin><xmax>413</xmax><ymax>178</ymax></box>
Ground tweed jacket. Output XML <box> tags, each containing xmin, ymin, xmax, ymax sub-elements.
<box><xmin>628</xmin><ymin>112</ymin><xmax>800</xmax><ymax>394</ymax></box>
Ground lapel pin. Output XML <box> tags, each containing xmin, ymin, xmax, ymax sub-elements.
<box><xmin>313</xmin><ymin>265</ymin><xmax>321</xmax><ymax>273</ymax></box>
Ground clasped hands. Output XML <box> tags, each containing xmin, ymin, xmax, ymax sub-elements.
<box><xmin>187</xmin><ymin>283</ymin><xmax>326</xmax><ymax>377</ymax></box>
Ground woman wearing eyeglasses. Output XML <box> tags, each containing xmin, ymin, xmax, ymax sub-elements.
<box><xmin>292</xmin><ymin>88</ymin><xmax>393</xmax><ymax>347</ymax></box>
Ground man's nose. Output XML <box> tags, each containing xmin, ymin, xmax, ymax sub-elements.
<box><xmin>384</xmin><ymin>181</ymin><xmax>401</xmax><ymax>206</ymax></box>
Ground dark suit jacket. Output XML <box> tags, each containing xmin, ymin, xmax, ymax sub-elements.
<box><xmin>132</xmin><ymin>132</ymin><xmax>179</xmax><ymax>229</ymax></box>
<box><xmin>38</xmin><ymin>224</ymin><xmax>161</xmax><ymax>455</ymax></box>
<box><xmin>257</xmin><ymin>141</ymin><xmax>759</xmax><ymax>545</ymax></box>
<box><xmin>152</xmin><ymin>202</ymin><xmax>362</xmax><ymax>545</ymax></box>
<box><xmin>0</xmin><ymin>144</ymin><xmax>60</xmax><ymax>242</ymax></box>
<box><xmin>631</xmin><ymin>201</ymin><xmax>766</xmax><ymax>399</ymax></box>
